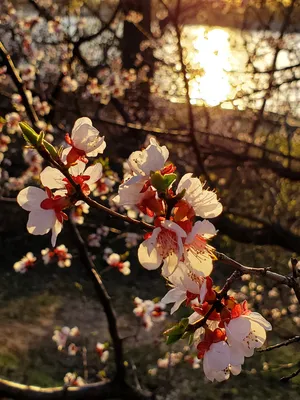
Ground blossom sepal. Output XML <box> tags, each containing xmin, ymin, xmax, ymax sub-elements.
<box><xmin>150</xmin><ymin>171</ymin><xmax>177</xmax><ymax>193</ymax></box>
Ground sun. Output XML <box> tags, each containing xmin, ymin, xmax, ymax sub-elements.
<box><xmin>185</xmin><ymin>27</ymin><xmax>232</xmax><ymax>107</ymax></box>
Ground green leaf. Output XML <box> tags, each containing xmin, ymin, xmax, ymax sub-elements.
<box><xmin>166</xmin><ymin>333</ymin><xmax>182</xmax><ymax>345</ymax></box>
<box><xmin>164</xmin><ymin>318</ymin><xmax>189</xmax><ymax>337</ymax></box>
<box><xmin>19</xmin><ymin>122</ymin><xmax>58</xmax><ymax>159</ymax></box>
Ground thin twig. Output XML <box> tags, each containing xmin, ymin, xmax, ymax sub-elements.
<box><xmin>0</xmin><ymin>41</ymin><xmax>39</xmax><ymax>129</ymax></box>
<box><xmin>280</xmin><ymin>367</ymin><xmax>300</xmax><ymax>383</ymax></box>
<box><xmin>260</xmin><ymin>336</ymin><xmax>300</xmax><ymax>352</ymax></box>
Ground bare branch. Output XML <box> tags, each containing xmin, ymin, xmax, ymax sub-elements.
<box><xmin>280</xmin><ymin>367</ymin><xmax>300</xmax><ymax>383</ymax></box>
<box><xmin>260</xmin><ymin>336</ymin><xmax>300</xmax><ymax>352</ymax></box>
<box><xmin>0</xmin><ymin>41</ymin><xmax>39</xmax><ymax>129</ymax></box>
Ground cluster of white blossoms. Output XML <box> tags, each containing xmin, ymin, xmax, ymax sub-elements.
<box><xmin>13</xmin><ymin>252</ymin><xmax>36</xmax><ymax>273</ymax></box>
<box><xmin>96</xmin><ymin>342</ymin><xmax>109</xmax><ymax>363</ymax></box>
<box><xmin>106</xmin><ymin>253</ymin><xmax>131</xmax><ymax>276</ymax></box>
<box><xmin>41</xmin><ymin>245</ymin><xmax>72</xmax><ymax>268</ymax></box>
<box><xmin>64</xmin><ymin>372</ymin><xmax>85</xmax><ymax>387</ymax></box>
<box><xmin>52</xmin><ymin>326</ymin><xmax>80</xmax><ymax>351</ymax></box>
<box><xmin>133</xmin><ymin>297</ymin><xmax>167</xmax><ymax>331</ymax></box>
<box><xmin>114</xmin><ymin>138</ymin><xmax>272</xmax><ymax>382</ymax></box>
<box><xmin>17</xmin><ymin>118</ymin><xmax>106</xmax><ymax>246</ymax></box>
<box><xmin>15</xmin><ymin>117</ymin><xmax>272</xmax><ymax>383</ymax></box>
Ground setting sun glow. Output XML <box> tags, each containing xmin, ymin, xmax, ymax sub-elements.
<box><xmin>186</xmin><ymin>27</ymin><xmax>232</xmax><ymax>106</ymax></box>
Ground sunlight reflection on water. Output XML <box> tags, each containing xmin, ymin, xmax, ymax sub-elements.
<box><xmin>158</xmin><ymin>24</ymin><xmax>299</xmax><ymax>115</ymax></box>
<box><xmin>186</xmin><ymin>27</ymin><xmax>233</xmax><ymax>107</ymax></box>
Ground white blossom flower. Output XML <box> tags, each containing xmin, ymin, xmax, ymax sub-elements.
<box><xmin>52</xmin><ymin>326</ymin><xmax>71</xmax><ymax>350</ymax></box>
<box><xmin>161</xmin><ymin>262</ymin><xmax>207</xmax><ymax>314</ymax></box>
<box><xmin>64</xmin><ymin>118</ymin><xmax>106</xmax><ymax>165</ymax></box>
<box><xmin>64</xmin><ymin>372</ymin><xmax>85</xmax><ymax>386</ymax></box>
<box><xmin>68</xmin><ymin>343</ymin><xmax>80</xmax><ymax>356</ymax></box>
<box><xmin>5</xmin><ymin>112</ymin><xmax>21</xmax><ymax>134</ymax></box>
<box><xmin>0</xmin><ymin>134</ymin><xmax>11</xmax><ymax>152</ymax></box>
<box><xmin>13</xmin><ymin>252</ymin><xmax>36</xmax><ymax>273</ymax></box>
<box><xmin>157</xmin><ymin>352</ymin><xmax>183</xmax><ymax>368</ymax></box>
<box><xmin>197</xmin><ymin>328</ymin><xmax>242</xmax><ymax>382</ymax></box>
<box><xmin>128</xmin><ymin>138</ymin><xmax>169</xmax><ymax>176</ymax></box>
<box><xmin>17</xmin><ymin>187</ymin><xmax>68</xmax><ymax>246</ymax></box>
<box><xmin>40</xmin><ymin>161</ymin><xmax>102</xmax><ymax>199</ymax></box>
<box><xmin>183</xmin><ymin>220</ymin><xmax>217</xmax><ymax>277</ymax></box>
<box><xmin>70</xmin><ymin>203</ymin><xmax>90</xmax><ymax>225</ymax></box>
<box><xmin>138</xmin><ymin>220</ymin><xmax>186</xmax><ymax>271</ymax></box>
<box><xmin>176</xmin><ymin>173</ymin><xmax>223</xmax><ymax>218</ymax></box>
<box><xmin>62</xmin><ymin>76</ymin><xmax>78</xmax><ymax>92</ymax></box>
<box><xmin>133</xmin><ymin>297</ymin><xmax>166</xmax><ymax>330</ymax></box>
<box><xmin>225</xmin><ymin>301</ymin><xmax>272</xmax><ymax>360</ymax></box>
<box><xmin>107</xmin><ymin>253</ymin><xmax>131</xmax><ymax>275</ymax></box>
<box><xmin>96</xmin><ymin>342</ymin><xmax>109</xmax><ymax>363</ymax></box>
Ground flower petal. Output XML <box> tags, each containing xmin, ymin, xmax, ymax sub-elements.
<box><xmin>27</xmin><ymin>209</ymin><xmax>55</xmax><ymax>235</ymax></box>
<box><xmin>85</xmin><ymin>163</ymin><xmax>103</xmax><ymax>185</ymax></box>
<box><xmin>40</xmin><ymin>167</ymin><xmax>65</xmax><ymax>189</ymax></box>
<box><xmin>17</xmin><ymin>187</ymin><xmax>48</xmax><ymax>211</ymax></box>
<box><xmin>51</xmin><ymin>219</ymin><xmax>63</xmax><ymax>247</ymax></box>
<box><xmin>138</xmin><ymin>240</ymin><xmax>162</xmax><ymax>270</ymax></box>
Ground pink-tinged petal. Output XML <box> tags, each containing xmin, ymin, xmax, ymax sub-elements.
<box><xmin>72</xmin><ymin>117</ymin><xmax>93</xmax><ymax>131</ymax></box>
<box><xmin>170</xmin><ymin>296</ymin><xmax>186</xmax><ymax>314</ymax></box>
<box><xmin>138</xmin><ymin>240</ymin><xmax>162</xmax><ymax>270</ymax></box>
<box><xmin>61</xmin><ymin>147</ymin><xmax>71</xmax><ymax>164</ymax></box>
<box><xmin>27</xmin><ymin>209</ymin><xmax>55</xmax><ymax>235</ymax></box>
<box><xmin>206</xmin><ymin>341</ymin><xmax>231</xmax><ymax>371</ymax></box>
<box><xmin>188</xmin><ymin>311</ymin><xmax>201</xmax><ymax>324</ymax></box>
<box><xmin>197</xmin><ymin>190</ymin><xmax>223</xmax><ymax>218</ymax></box>
<box><xmin>161</xmin><ymin>220</ymin><xmax>187</xmax><ymax>238</ymax></box>
<box><xmin>203</xmin><ymin>355</ymin><xmax>214</xmax><ymax>382</ymax></box>
<box><xmin>161</xmin><ymin>288</ymin><xmax>184</xmax><ymax>305</ymax></box>
<box><xmin>145</xmin><ymin>227</ymin><xmax>161</xmax><ymax>256</ymax></box>
<box><xmin>114</xmin><ymin>175</ymin><xmax>147</xmax><ymax>206</ymax></box>
<box><xmin>85</xmin><ymin>163</ymin><xmax>103</xmax><ymax>185</ymax></box>
<box><xmin>229</xmin><ymin>344</ymin><xmax>245</xmax><ymax>366</ymax></box>
<box><xmin>186</xmin><ymin>220</ymin><xmax>216</xmax><ymax>244</ymax></box>
<box><xmin>186</xmin><ymin>250</ymin><xmax>213</xmax><ymax>277</ymax></box>
<box><xmin>87</xmin><ymin>139</ymin><xmax>106</xmax><ymax>156</ymax></box>
<box><xmin>247</xmin><ymin>312</ymin><xmax>272</xmax><ymax>331</ymax></box>
<box><xmin>226</xmin><ymin>317</ymin><xmax>251</xmax><ymax>342</ymax></box>
<box><xmin>71</xmin><ymin>118</ymin><xmax>105</xmax><ymax>155</ymax></box>
<box><xmin>40</xmin><ymin>167</ymin><xmax>65</xmax><ymax>189</ymax></box>
<box><xmin>230</xmin><ymin>364</ymin><xmax>242</xmax><ymax>376</ymax></box>
<box><xmin>161</xmin><ymin>288</ymin><xmax>186</xmax><ymax>314</ymax></box>
<box><xmin>163</xmin><ymin>262</ymin><xmax>199</xmax><ymax>293</ymax></box>
<box><xmin>51</xmin><ymin>219</ymin><xmax>63</xmax><ymax>247</ymax></box>
<box><xmin>128</xmin><ymin>138</ymin><xmax>169</xmax><ymax>176</ymax></box>
<box><xmin>176</xmin><ymin>174</ymin><xmax>223</xmax><ymax>219</ymax></box>
<box><xmin>17</xmin><ymin>187</ymin><xmax>48</xmax><ymax>211</ymax></box>
<box><xmin>69</xmin><ymin>161</ymin><xmax>86</xmax><ymax>176</ymax></box>
<box><xmin>54</xmin><ymin>189</ymin><xmax>68</xmax><ymax>197</ymax></box>
<box><xmin>213</xmin><ymin>369</ymin><xmax>231</xmax><ymax>382</ymax></box>
<box><xmin>248</xmin><ymin>320</ymin><xmax>267</xmax><ymax>347</ymax></box>
<box><xmin>163</xmin><ymin>253</ymin><xmax>179</xmax><ymax>276</ymax></box>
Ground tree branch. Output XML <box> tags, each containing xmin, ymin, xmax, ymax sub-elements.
<box><xmin>0</xmin><ymin>41</ymin><xmax>39</xmax><ymax>129</ymax></box>
<box><xmin>0</xmin><ymin>378</ymin><xmax>152</xmax><ymax>399</ymax></box>
<box><xmin>260</xmin><ymin>336</ymin><xmax>300</xmax><ymax>352</ymax></box>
